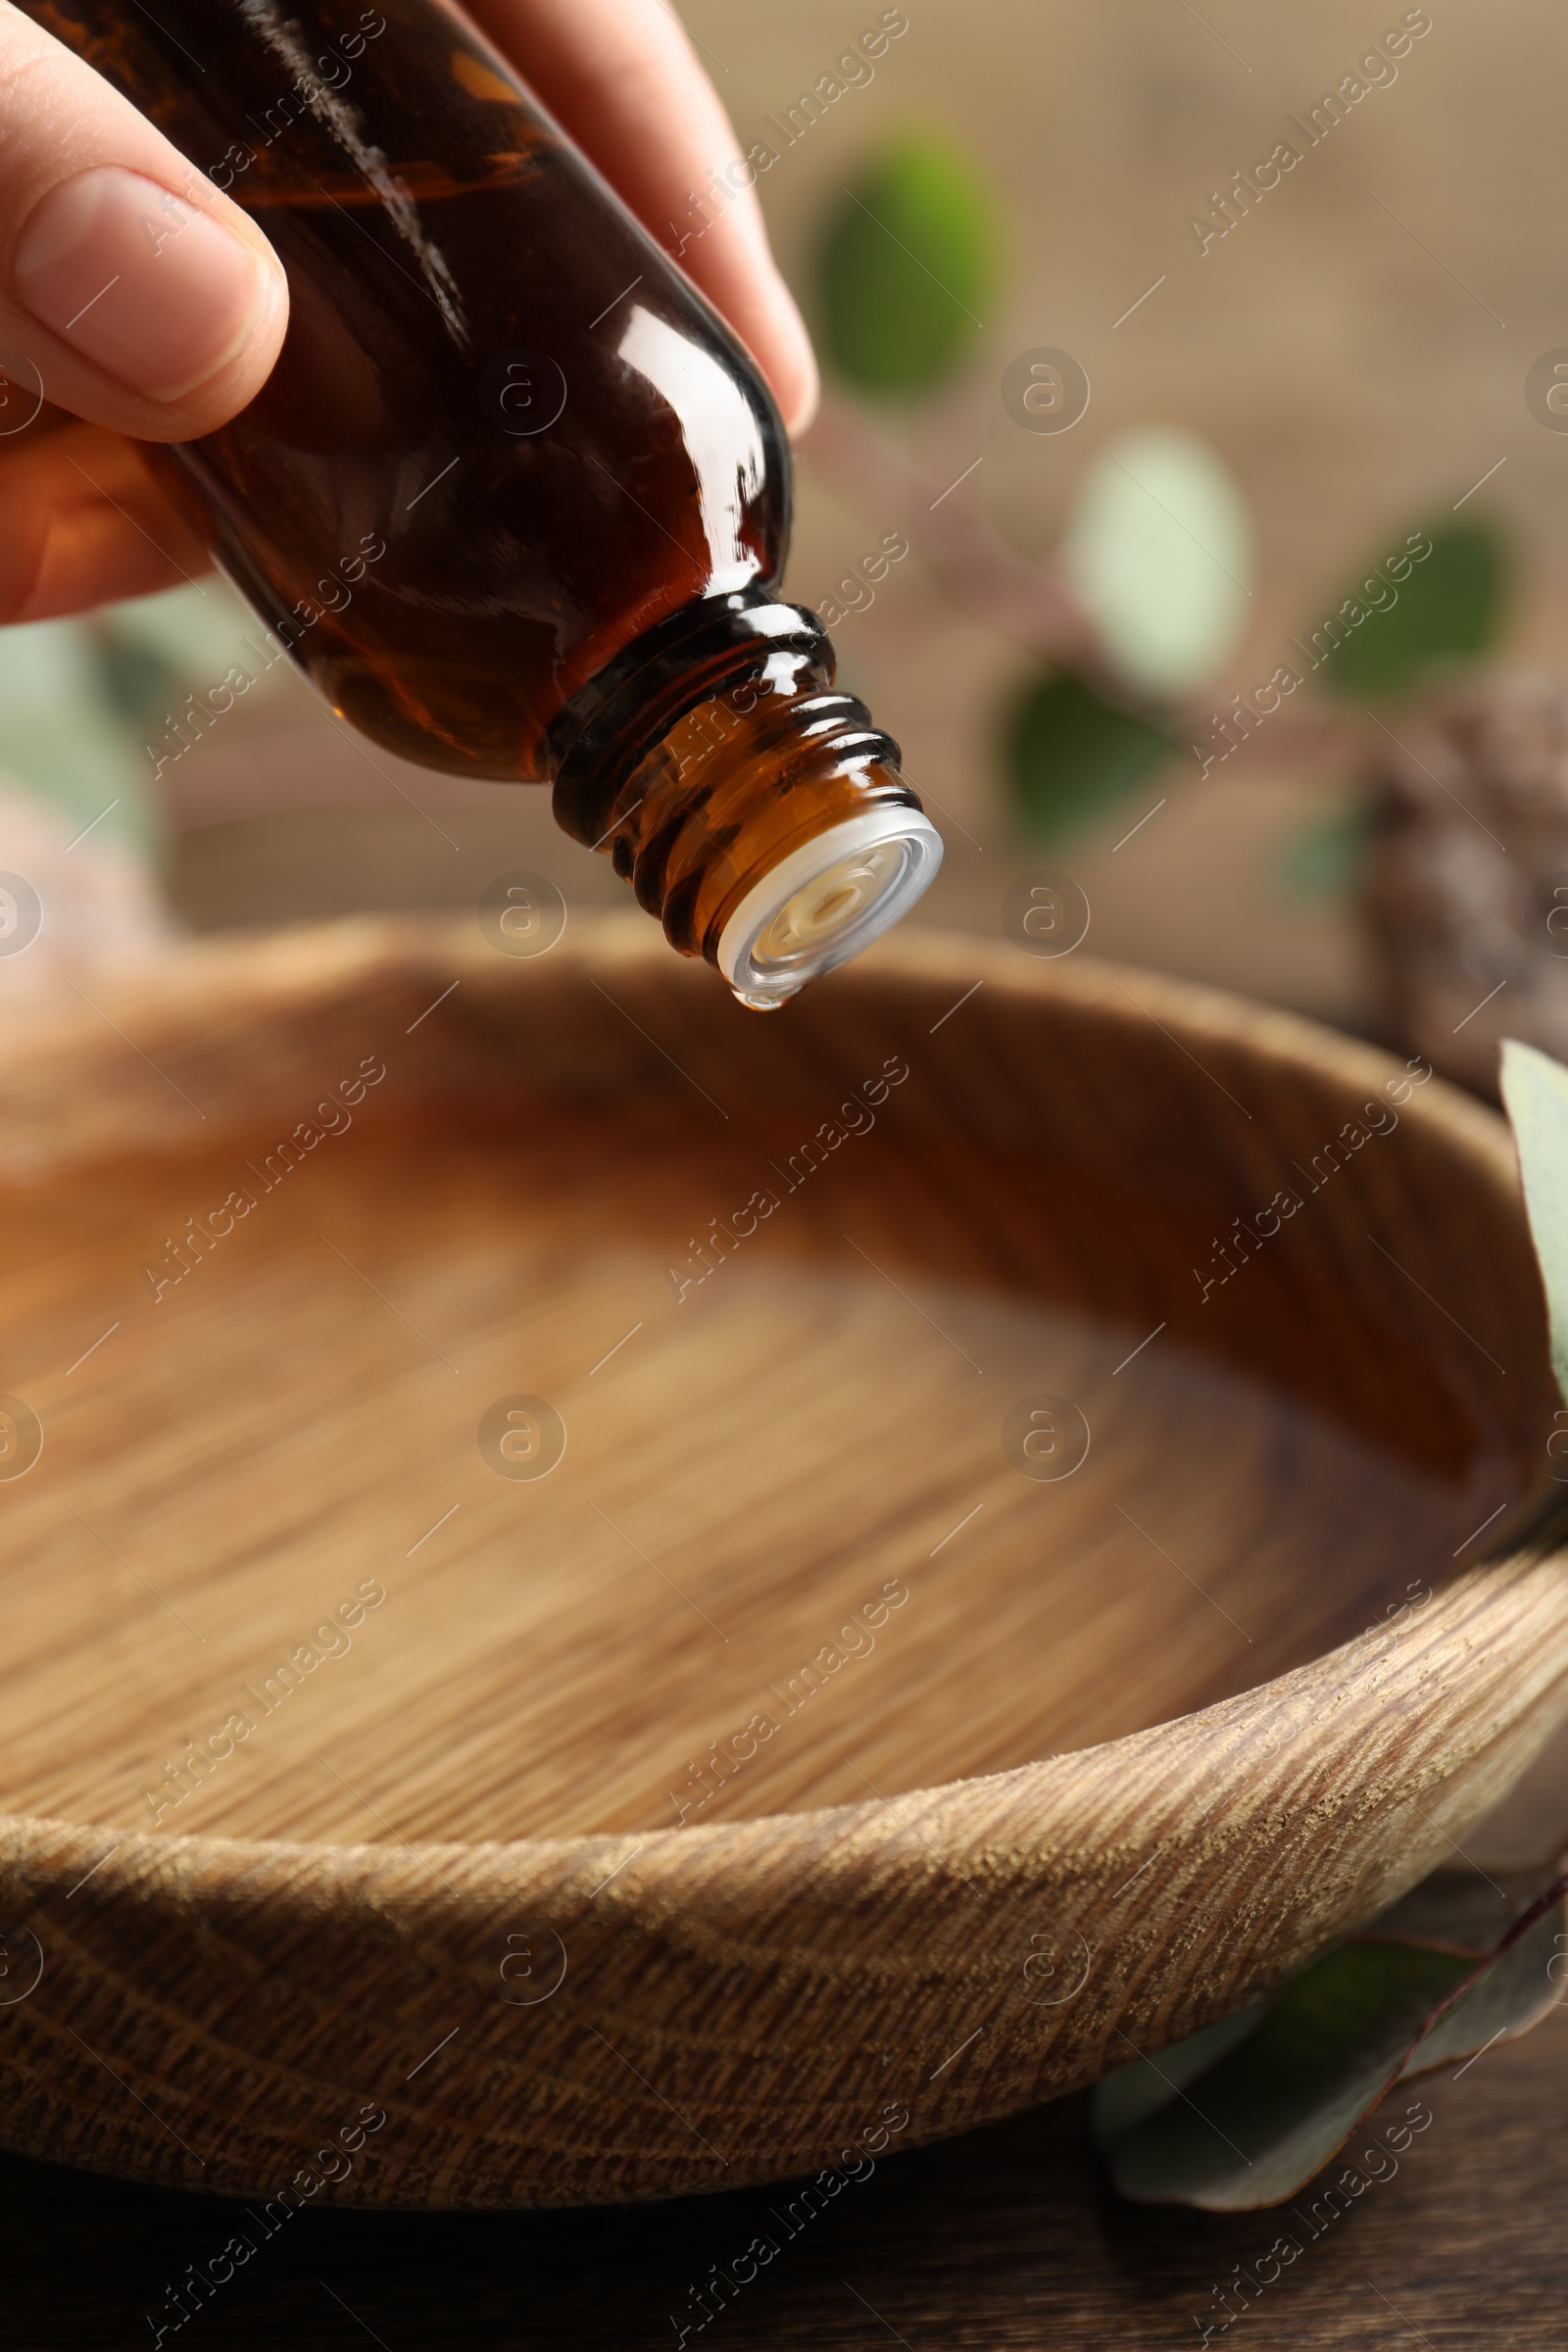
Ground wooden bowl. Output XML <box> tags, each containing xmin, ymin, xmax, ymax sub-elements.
<box><xmin>0</xmin><ymin>914</ymin><xmax>1564</xmax><ymax>2210</ymax></box>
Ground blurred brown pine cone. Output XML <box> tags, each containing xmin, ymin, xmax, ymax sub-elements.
<box><xmin>1362</xmin><ymin>675</ymin><xmax>1568</xmax><ymax>1099</ymax></box>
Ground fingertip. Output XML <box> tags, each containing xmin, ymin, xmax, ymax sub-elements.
<box><xmin>186</xmin><ymin>231</ymin><xmax>291</xmax><ymax>418</ymax></box>
<box><xmin>780</xmin><ymin>321</ymin><xmax>827</xmax><ymax>442</ymax></box>
<box><xmin>125</xmin><ymin>222</ymin><xmax>291</xmax><ymax>443</ymax></box>
<box><xmin>739</xmin><ymin>256</ymin><xmax>819</xmax><ymax>439</ymax></box>
<box><xmin>10</xmin><ymin>167</ymin><xmax>290</xmax><ymax>444</ymax></box>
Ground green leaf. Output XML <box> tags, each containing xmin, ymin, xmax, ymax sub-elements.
<box><xmin>1276</xmin><ymin>794</ymin><xmax>1375</xmax><ymax>905</ymax></box>
<box><xmin>1094</xmin><ymin>1865</ymin><xmax>1566</xmax><ymax>2210</ymax></box>
<box><xmin>96</xmin><ymin>634</ymin><xmax>175</xmax><ymax>728</ymax></box>
<box><xmin>816</xmin><ymin>132</ymin><xmax>999</xmax><ymax>397</ymax></box>
<box><xmin>1089</xmin><ymin>1999</ymin><xmax>1268</xmax><ymax>2154</ymax></box>
<box><xmin>1316</xmin><ymin>520</ymin><xmax>1508</xmax><ymax>700</ymax></box>
<box><xmin>0</xmin><ymin>619</ymin><xmax>154</xmax><ymax>852</ymax></box>
<box><xmin>1500</xmin><ymin>1039</ymin><xmax>1568</xmax><ymax>1408</ymax></box>
<box><xmin>1103</xmin><ymin>1942</ymin><xmax>1468</xmax><ymax>2210</ymax></box>
<box><xmin>1061</xmin><ymin>430</ymin><xmax>1252</xmax><ymax>697</ymax></box>
<box><xmin>1004</xmin><ymin>669</ymin><xmax>1173</xmax><ymax>840</ymax></box>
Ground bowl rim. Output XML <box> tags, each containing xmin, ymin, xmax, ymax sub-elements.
<box><xmin>4</xmin><ymin>912</ymin><xmax>1567</xmax><ymax>2207</ymax></box>
<box><xmin>0</xmin><ymin>908</ymin><xmax>1552</xmax><ymax>1882</ymax></box>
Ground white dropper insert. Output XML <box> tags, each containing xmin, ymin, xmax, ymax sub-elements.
<box><xmin>716</xmin><ymin>808</ymin><xmax>944</xmax><ymax>1010</ymax></box>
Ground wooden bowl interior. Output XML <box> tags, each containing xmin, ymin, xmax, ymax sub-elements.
<box><xmin>0</xmin><ymin>925</ymin><xmax>1543</xmax><ymax>1853</ymax></box>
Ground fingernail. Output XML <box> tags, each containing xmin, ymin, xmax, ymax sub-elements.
<box><xmin>14</xmin><ymin>165</ymin><xmax>280</xmax><ymax>403</ymax></box>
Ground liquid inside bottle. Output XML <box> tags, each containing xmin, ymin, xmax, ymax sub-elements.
<box><xmin>21</xmin><ymin>0</ymin><xmax>942</xmax><ymax>1002</ymax></box>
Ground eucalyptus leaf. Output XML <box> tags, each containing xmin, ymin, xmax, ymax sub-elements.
<box><xmin>1276</xmin><ymin>795</ymin><xmax>1374</xmax><ymax>905</ymax></box>
<box><xmin>1095</xmin><ymin>1865</ymin><xmax>1567</xmax><ymax>2210</ymax></box>
<box><xmin>1004</xmin><ymin>669</ymin><xmax>1173</xmax><ymax>840</ymax></box>
<box><xmin>1316</xmin><ymin>519</ymin><xmax>1507</xmax><ymax>700</ymax></box>
<box><xmin>817</xmin><ymin>133</ymin><xmax>999</xmax><ymax>396</ymax></box>
<box><xmin>1499</xmin><ymin>1038</ymin><xmax>1568</xmax><ymax>1409</ymax></box>
<box><xmin>1401</xmin><ymin>1896</ymin><xmax>1563</xmax><ymax>2073</ymax></box>
<box><xmin>1089</xmin><ymin>1998</ymin><xmax>1269</xmax><ymax>2154</ymax></box>
<box><xmin>1102</xmin><ymin>1941</ymin><xmax>1469</xmax><ymax>2210</ymax></box>
<box><xmin>102</xmin><ymin>577</ymin><xmax>261</xmax><ymax>677</ymax></box>
<box><xmin>0</xmin><ymin>620</ymin><xmax>154</xmax><ymax>852</ymax></box>
<box><xmin>1060</xmin><ymin>430</ymin><xmax>1252</xmax><ymax>697</ymax></box>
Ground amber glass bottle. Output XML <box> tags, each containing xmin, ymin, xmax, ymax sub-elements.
<box><xmin>23</xmin><ymin>0</ymin><xmax>941</xmax><ymax>1004</ymax></box>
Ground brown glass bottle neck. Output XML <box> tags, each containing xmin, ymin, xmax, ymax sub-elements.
<box><xmin>549</xmin><ymin>591</ymin><xmax>923</xmax><ymax>967</ymax></box>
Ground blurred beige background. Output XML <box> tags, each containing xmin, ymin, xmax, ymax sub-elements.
<box><xmin>146</xmin><ymin>0</ymin><xmax>1568</xmax><ymax>1033</ymax></box>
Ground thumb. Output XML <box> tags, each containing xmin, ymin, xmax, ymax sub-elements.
<box><xmin>0</xmin><ymin>0</ymin><xmax>288</xmax><ymax>442</ymax></box>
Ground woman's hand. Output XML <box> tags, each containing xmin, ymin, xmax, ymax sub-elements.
<box><xmin>0</xmin><ymin>0</ymin><xmax>815</xmax><ymax>625</ymax></box>
<box><xmin>0</xmin><ymin>0</ymin><xmax>290</xmax><ymax>621</ymax></box>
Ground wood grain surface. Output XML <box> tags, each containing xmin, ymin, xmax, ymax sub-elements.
<box><xmin>6</xmin><ymin>1999</ymin><xmax>1566</xmax><ymax>2346</ymax></box>
<box><xmin>0</xmin><ymin>914</ymin><xmax>1564</xmax><ymax>2209</ymax></box>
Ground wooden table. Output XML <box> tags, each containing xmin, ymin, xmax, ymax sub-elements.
<box><xmin>10</xmin><ymin>2001</ymin><xmax>1563</xmax><ymax>2348</ymax></box>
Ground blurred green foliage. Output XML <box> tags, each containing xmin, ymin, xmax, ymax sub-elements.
<box><xmin>0</xmin><ymin>581</ymin><xmax>275</xmax><ymax>860</ymax></box>
<box><xmin>811</xmin><ymin>127</ymin><xmax>1519</xmax><ymax>871</ymax></box>
<box><xmin>0</xmin><ymin>620</ymin><xmax>159</xmax><ymax>853</ymax></box>
<box><xmin>1318</xmin><ymin>520</ymin><xmax>1507</xmax><ymax>700</ymax></box>
<box><xmin>817</xmin><ymin>132</ymin><xmax>1000</xmax><ymax>395</ymax></box>
<box><xmin>1061</xmin><ymin>430</ymin><xmax>1252</xmax><ymax>698</ymax></box>
<box><xmin>1004</xmin><ymin>670</ymin><xmax>1173</xmax><ymax>839</ymax></box>
<box><xmin>1277</xmin><ymin>794</ymin><xmax>1376</xmax><ymax>903</ymax></box>
<box><xmin>1501</xmin><ymin>1039</ymin><xmax>1568</xmax><ymax>1413</ymax></box>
